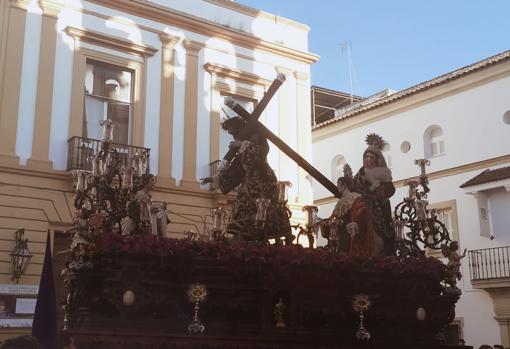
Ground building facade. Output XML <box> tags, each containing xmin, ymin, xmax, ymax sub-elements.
<box><xmin>312</xmin><ymin>50</ymin><xmax>510</xmax><ymax>348</ymax></box>
<box><xmin>0</xmin><ymin>0</ymin><xmax>318</xmax><ymax>339</ymax></box>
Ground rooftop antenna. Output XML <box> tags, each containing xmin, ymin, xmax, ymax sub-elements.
<box><xmin>340</xmin><ymin>41</ymin><xmax>362</xmax><ymax>103</ymax></box>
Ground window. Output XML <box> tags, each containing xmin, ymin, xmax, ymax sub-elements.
<box><xmin>219</xmin><ymin>94</ymin><xmax>254</xmax><ymax>159</ymax></box>
<box><xmin>331</xmin><ymin>155</ymin><xmax>345</xmax><ymax>181</ymax></box>
<box><xmin>504</xmin><ymin>110</ymin><xmax>510</xmax><ymax>125</ymax></box>
<box><xmin>84</xmin><ymin>60</ymin><xmax>133</xmax><ymax>144</ymax></box>
<box><xmin>400</xmin><ymin>140</ymin><xmax>411</xmax><ymax>154</ymax></box>
<box><xmin>436</xmin><ymin>208</ymin><xmax>454</xmax><ymax>238</ymax></box>
<box><xmin>426</xmin><ymin>200</ymin><xmax>459</xmax><ymax>258</ymax></box>
<box><xmin>424</xmin><ymin>125</ymin><xmax>445</xmax><ymax>158</ymax></box>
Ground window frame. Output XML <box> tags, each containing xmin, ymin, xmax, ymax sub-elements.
<box><xmin>331</xmin><ymin>154</ymin><xmax>346</xmax><ymax>182</ymax></box>
<box><xmin>424</xmin><ymin>125</ymin><xmax>445</xmax><ymax>158</ymax></box>
<box><xmin>426</xmin><ymin>199</ymin><xmax>460</xmax><ymax>258</ymax></box>
<box><xmin>84</xmin><ymin>59</ymin><xmax>135</xmax><ymax>144</ymax></box>
<box><xmin>69</xmin><ymin>46</ymin><xmax>147</xmax><ymax>147</ymax></box>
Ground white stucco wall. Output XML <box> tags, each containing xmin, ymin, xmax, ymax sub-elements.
<box><xmin>150</xmin><ymin>0</ymin><xmax>310</xmax><ymax>51</ymax></box>
<box><xmin>312</xmin><ymin>64</ymin><xmax>510</xmax><ymax>347</ymax></box>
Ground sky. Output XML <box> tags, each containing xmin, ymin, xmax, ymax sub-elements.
<box><xmin>239</xmin><ymin>0</ymin><xmax>510</xmax><ymax>97</ymax></box>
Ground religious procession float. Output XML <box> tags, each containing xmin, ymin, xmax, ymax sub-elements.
<box><xmin>60</xmin><ymin>75</ymin><xmax>466</xmax><ymax>349</ymax></box>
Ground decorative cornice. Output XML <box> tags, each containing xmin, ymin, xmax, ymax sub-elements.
<box><xmin>204</xmin><ymin>63</ymin><xmax>272</xmax><ymax>88</ymax></box>
<box><xmin>293</xmin><ymin>71</ymin><xmax>310</xmax><ymax>82</ymax></box>
<box><xmin>9</xmin><ymin>0</ymin><xmax>32</xmax><ymax>10</ymax></box>
<box><xmin>182</xmin><ymin>39</ymin><xmax>205</xmax><ymax>56</ymax></box>
<box><xmin>64</xmin><ymin>26</ymin><xmax>158</xmax><ymax>57</ymax></box>
<box><xmin>159</xmin><ymin>33</ymin><xmax>180</xmax><ymax>48</ymax></box>
<box><xmin>203</xmin><ymin>0</ymin><xmax>310</xmax><ymax>32</ymax></box>
<box><xmin>86</xmin><ymin>0</ymin><xmax>319</xmax><ymax>64</ymax></box>
<box><xmin>0</xmin><ymin>163</ymin><xmax>71</xmax><ymax>183</ymax></box>
<box><xmin>276</xmin><ymin>66</ymin><xmax>292</xmax><ymax>75</ymax></box>
<box><xmin>38</xmin><ymin>0</ymin><xmax>64</xmax><ymax>18</ymax></box>
<box><xmin>214</xmin><ymin>82</ymin><xmax>262</xmax><ymax>100</ymax></box>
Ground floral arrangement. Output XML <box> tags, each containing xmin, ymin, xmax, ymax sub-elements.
<box><xmin>91</xmin><ymin>233</ymin><xmax>446</xmax><ymax>277</ymax></box>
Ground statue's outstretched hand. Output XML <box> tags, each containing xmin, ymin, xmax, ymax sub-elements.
<box><xmin>200</xmin><ymin>177</ymin><xmax>213</xmax><ymax>185</ymax></box>
<box><xmin>228</xmin><ymin>140</ymin><xmax>243</xmax><ymax>150</ymax></box>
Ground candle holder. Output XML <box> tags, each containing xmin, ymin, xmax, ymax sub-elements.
<box><xmin>75</xmin><ymin>170</ymin><xmax>90</xmax><ymax>192</ymax></box>
<box><xmin>393</xmin><ymin>159</ymin><xmax>451</xmax><ymax>258</ymax></box>
<box><xmin>100</xmin><ymin>119</ymin><xmax>116</xmax><ymax>142</ymax></box>
<box><xmin>277</xmin><ymin>181</ymin><xmax>292</xmax><ymax>203</ymax></box>
<box><xmin>296</xmin><ymin>205</ymin><xmax>319</xmax><ymax>248</ymax></box>
<box><xmin>120</xmin><ymin>166</ymin><xmax>134</xmax><ymax>189</ymax></box>
<box><xmin>255</xmin><ymin>198</ymin><xmax>271</xmax><ymax>226</ymax></box>
<box><xmin>69</xmin><ymin>120</ymin><xmax>153</xmax><ymax>268</ymax></box>
<box><xmin>210</xmin><ymin>206</ymin><xmax>227</xmax><ymax>241</ymax></box>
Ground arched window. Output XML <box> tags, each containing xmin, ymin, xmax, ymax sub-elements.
<box><xmin>424</xmin><ymin>125</ymin><xmax>445</xmax><ymax>158</ymax></box>
<box><xmin>331</xmin><ymin>155</ymin><xmax>345</xmax><ymax>181</ymax></box>
<box><xmin>383</xmin><ymin>142</ymin><xmax>392</xmax><ymax>168</ymax></box>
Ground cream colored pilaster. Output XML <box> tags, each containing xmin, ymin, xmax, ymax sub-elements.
<box><xmin>0</xmin><ymin>0</ymin><xmax>11</xmax><ymax>116</ymax></box>
<box><xmin>157</xmin><ymin>34</ymin><xmax>179</xmax><ymax>186</ymax></box>
<box><xmin>132</xmin><ymin>58</ymin><xmax>147</xmax><ymax>148</ymax></box>
<box><xmin>209</xmin><ymin>83</ymin><xmax>221</xmax><ymax>167</ymax></box>
<box><xmin>27</xmin><ymin>0</ymin><xmax>63</xmax><ymax>170</ymax></box>
<box><xmin>68</xmin><ymin>39</ymin><xmax>86</xmax><ymax>139</ymax></box>
<box><xmin>0</xmin><ymin>0</ymin><xmax>31</xmax><ymax>165</ymax></box>
<box><xmin>276</xmin><ymin>66</ymin><xmax>292</xmax><ymax>182</ymax></box>
<box><xmin>180</xmin><ymin>40</ymin><xmax>203</xmax><ymax>188</ymax></box>
<box><xmin>294</xmin><ymin>71</ymin><xmax>312</xmax><ymax>205</ymax></box>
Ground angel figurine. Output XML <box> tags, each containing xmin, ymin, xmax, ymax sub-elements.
<box><xmin>441</xmin><ymin>241</ymin><xmax>467</xmax><ymax>287</ymax></box>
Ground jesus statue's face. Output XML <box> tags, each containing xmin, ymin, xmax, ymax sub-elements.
<box><xmin>337</xmin><ymin>181</ymin><xmax>347</xmax><ymax>195</ymax></box>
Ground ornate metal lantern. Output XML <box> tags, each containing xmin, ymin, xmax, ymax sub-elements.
<box><xmin>10</xmin><ymin>229</ymin><xmax>32</xmax><ymax>283</ymax></box>
<box><xmin>393</xmin><ymin>159</ymin><xmax>451</xmax><ymax>258</ymax></box>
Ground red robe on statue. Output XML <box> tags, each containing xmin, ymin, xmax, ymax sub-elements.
<box><xmin>334</xmin><ymin>196</ymin><xmax>383</xmax><ymax>257</ymax></box>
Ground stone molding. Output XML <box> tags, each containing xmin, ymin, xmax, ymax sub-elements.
<box><xmin>65</xmin><ymin>26</ymin><xmax>158</xmax><ymax>57</ymax></box>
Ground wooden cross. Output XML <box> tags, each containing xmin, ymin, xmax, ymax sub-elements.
<box><xmin>224</xmin><ymin>74</ymin><xmax>340</xmax><ymax>198</ymax></box>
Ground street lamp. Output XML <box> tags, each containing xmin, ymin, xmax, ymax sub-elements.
<box><xmin>10</xmin><ymin>229</ymin><xmax>32</xmax><ymax>283</ymax></box>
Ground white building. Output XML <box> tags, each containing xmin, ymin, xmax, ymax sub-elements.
<box><xmin>312</xmin><ymin>50</ymin><xmax>510</xmax><ymax>348</ymax></box>
<box><xmin>0</xmin><ymin>0</ymin><xmax>317</xmax><ymax>339</ymax></box>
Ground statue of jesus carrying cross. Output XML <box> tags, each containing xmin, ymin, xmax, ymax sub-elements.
<box><xmin>201</xmin><ymin>74</ymin><xmax>340</xmax><ymax>244</ymax></box>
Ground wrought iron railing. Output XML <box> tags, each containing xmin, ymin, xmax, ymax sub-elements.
<box><xmin>468</xmin><ymin>246</ymin><xmax>510</xmax><ymax>281</ymax></box>
<box><xmin>67</xmin><ymin>136</ymin><xmax>150</xmax><ymax>171</ymax></box>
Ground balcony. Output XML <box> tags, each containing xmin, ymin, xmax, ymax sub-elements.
<box><xmin>67</xmin><ymin>136</ymin><xmax>150</xmax><ymax>171</ymax></box>
<box><xmin>468</xmin><ymin>246</ymin><xmax>510</xmax><ymax>288</ymax></box>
